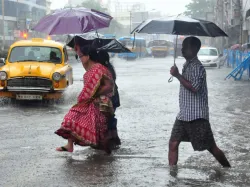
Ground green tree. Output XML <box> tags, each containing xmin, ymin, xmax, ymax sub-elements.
<box><xmin>80</xmin><ymin>0</ymin><xmax>123</xmax><ymax>35</ymax></box>
<box><xmin>64</xmin><ymin>0</ymin><xmax>107</xmax><ymax>12</ymax></box>
<box><xmin>184</xmin><ymin>0</ymin><xmax>216</xmax><ymax>19</ymax></box>
<box><xmin>81</xmin><ymin>0</ymin><xmax>108</xmax><ymax>13</ymax></box>
<box><xmin>64</xmin><ymin>0</ymin><xmax>123</xmax><ymax>35</ymax></box>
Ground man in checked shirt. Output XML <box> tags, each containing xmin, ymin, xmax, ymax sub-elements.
<box><xmin>169</xmin><ymin>36</ymin><xmax>231</xmax><ymax>167</ymax></box>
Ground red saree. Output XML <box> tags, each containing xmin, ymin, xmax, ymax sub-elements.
<box><xmin>55</xmin><ymin>63</ymin><xmax>113</xmax><ymax>148</ymax></box>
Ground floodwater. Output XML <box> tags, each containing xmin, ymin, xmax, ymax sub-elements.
<box><xmin>0</xmin><ymin>56</ymin><xmax>250</xmax><ymax>187</ymax></box>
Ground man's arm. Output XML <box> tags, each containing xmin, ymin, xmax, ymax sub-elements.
<box><xmin>176</xmin><ymin>74</ymin><xmax>197</xmax><ymax>93</ymax></box>
<box><xmin>170</xmin><ymin>64</ymin><xmax>204</xmax><ymax>93</ymax></box>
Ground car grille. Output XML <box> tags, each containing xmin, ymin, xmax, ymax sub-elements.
<box><xmin>7</xmin><ymin>77</ymin><xmax>52</xmax><ymax>88</ymax></box>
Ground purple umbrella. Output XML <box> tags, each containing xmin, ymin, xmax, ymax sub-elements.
<box><xmin>32</xmin><ymin>7</ymin><xmax>113</xmax><ymax>35</ymax></box>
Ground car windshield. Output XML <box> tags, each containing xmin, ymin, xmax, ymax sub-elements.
<box><xmin>152</xmin><ymin>40</ymin><xmax>168</xmax><ymax>47</ymax></box>
<box><xmin>120</xmin><ymin>39</ymin><xmax>146</xmax><ymax>48</ymax></box>
<box><xmin>120</xmin><ymin>39</ymin><xmax>134</xmax><ymax>48</ymax></box>
<box><xmin>9</xmin><ymin>46</ymin><xmax>62</xmax><ymax>63</ymax></box>
<box><xmin>198</xmin><ymin>48</ymin><xmax>218</xmax><ymax>56</ymax></box>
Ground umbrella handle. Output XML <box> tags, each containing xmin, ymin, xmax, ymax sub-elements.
<box><xmin>168</xmin><ymin>76</ymin><xmax>174</xmax><ymax>83</ymax></box>
<box><xmin>169</xmin><ymin>35</ymin><xmax>178</xmax><ymax>83</ymax></box>
<box><xmin>96</xmin><ymin>30</ymin><xmax>99</xmax><ymax>38</ymax></box>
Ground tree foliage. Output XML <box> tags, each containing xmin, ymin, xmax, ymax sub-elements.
<box><xmin>80</xmin><ymin>0</ymin><xmax>123</xmax><ymax>34</ymax></box>
<box><xmin>184</xmin><ymin>0</ymin><xmax>216</xmax><ymax>19</ymax></box>
<box><xmin>64</xmin><ymin>0</ymin><xmax>123</xmax><ymax>34</ymax></box>
<box><xmin>81</xmin><ymin>0</ymin><xmax>108</xmax><ymax>13</ymax></box>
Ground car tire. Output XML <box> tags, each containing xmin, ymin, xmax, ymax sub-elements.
<box><xmin>43</xmin><ymin>99</ymin><xmax>55</xmax><ymax>105</ymax></box>
<box><xmin>10</xmin><ymin>98</ymin><xmax>17</xmax><ymax>105</ymax></box>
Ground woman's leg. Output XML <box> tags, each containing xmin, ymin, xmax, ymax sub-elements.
<box><xmin>56</xmin><ymin>138</ymin><xmax>74</xmax><ymax>152</ymax></box>
<box><xmin>111</xmin><ymin>117</ymin><xmax>121</xmax><ymax>145</ymax></box>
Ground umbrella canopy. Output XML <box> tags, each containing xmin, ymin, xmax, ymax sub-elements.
<box><xmin>131</xmin><ymin>16</ymin><xmax>228</xmax><ymax>37</ymax></box>
<box><xmin>131</xmin><ymin>16</ymin><xmax>228</xmax><ymax>83</ymax></box>
<box><xmin>66</xmin><ymin>35</ymin><xmax>131</xmax><ymax>53</ymax></box>
<box><xmin>96</xmin><ymin>39</ymin><xmax>131</xmax><ymax>53</ymax></box>
<box><xmin>231</xmin><ymin>44</ymin><xmax>241</xmax><ymax>50</ymax></box>
<box><xmin>32</xmin><ymin>7</ymin><xmax>113</xmax><ymax>35</ymax></box>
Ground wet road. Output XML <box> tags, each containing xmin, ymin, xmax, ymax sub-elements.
<box><xmin>1</xmin><ymin>56</ymin><xmax>250</xmax><ymax>187</ymax></box>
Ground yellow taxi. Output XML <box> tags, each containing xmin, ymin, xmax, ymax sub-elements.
<box><xmin>0</xmin><ymin>38</ymin><xmax>73</xmax><ymax>101</ymax></box>
<box><xmin>149</xmin><ymin>40</ymin><xmax>169</xmax><ymax>57</ymax></box>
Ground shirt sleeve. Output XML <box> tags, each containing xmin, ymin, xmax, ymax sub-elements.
<box><xmin>190</xmin><ymin>64</ymin><xmax>205</xmax><ymax>91</ymax></box>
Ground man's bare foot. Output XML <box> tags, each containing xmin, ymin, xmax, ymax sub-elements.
<box><xmin>169</xmin><ymin>165</ymin><xmax>178</xmax><ymax>177</ymax></box>
<box><xmin>56</xmin><ymin>146</ymin><xmax>73</xmax><ymax>152</ymax></box>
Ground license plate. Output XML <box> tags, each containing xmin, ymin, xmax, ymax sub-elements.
<box><xmin>16</xmin><ymin>94</ymin><xmax>43</xmax><ymax>100</ymax></box>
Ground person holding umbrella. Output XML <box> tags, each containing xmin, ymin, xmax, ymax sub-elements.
<box><xmin>74</xmin><ymin>40</ymin><xmax>122</xmax><ymax>149</ymax></box>
<box><xmin>97</xmin><ymin>50</ymin><xmax>121</xmax><ymax>147</ymax></box>
<box><xmin>169</xmin><ymin>36</ymin><xmax>231</xmax><ymax>167</ymax></box>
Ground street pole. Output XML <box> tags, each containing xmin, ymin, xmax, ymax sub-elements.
<box><xmin>129</xmin><ymin>11</ymin><xmax>132</xmax><ymax>35</ymax></box>
<box><xmin>231</xmin><ymin>0</ymin><xmax>233</xmax><ymax>21</ymax></box>
<box><xmin>2</xmin><ymin>0</ymin><xmax>5</xmax><ymax>50</ymax></box>
<box><xmin>221</xmin><ymin>0</ymin><xmax>224</xmax><ymax>51</ymax></box>
<box><xmin>240</xmin><ymin>0</ymin><xmax>243</xmax><ymax>45</ymax></box>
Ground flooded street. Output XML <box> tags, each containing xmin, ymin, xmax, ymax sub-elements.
<box><xmin>1</xmin><ymin>56</ymin><xmax>250</xmax><ymax>187</ymax></box>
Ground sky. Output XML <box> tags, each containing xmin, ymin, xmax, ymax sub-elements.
<box><xmin>50</xmin><ymin>0</ymin><xmax>191</xmax><ymax>15</ymax></box>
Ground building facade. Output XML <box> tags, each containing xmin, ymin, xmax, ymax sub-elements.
<box><xmin>109</xmin><ymin>1</ymin><xmax>146</xmax><ymax>36</ymax></box>
<box><xmin>0</xmin><ymin>0</ymin><xmax>48</xmax><ymax>47</ymax></box>
<box><xmin>242</xmin><ymin>0</ymin><xmax>250</xmax><ymax>43</ymax></box>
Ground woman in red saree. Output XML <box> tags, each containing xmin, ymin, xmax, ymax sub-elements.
<box><xmin>55</xmin><ymin>46</ymin><xmax>114</xmax><ymax>154</ymax></box>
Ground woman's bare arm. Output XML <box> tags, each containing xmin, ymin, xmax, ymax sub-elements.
<box><xmin>95</xmin><ymin>78</ymin><xmax>114</xmax><ymax>97</ymax></box>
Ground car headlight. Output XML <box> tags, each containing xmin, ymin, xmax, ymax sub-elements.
<box><xmin>52</xmin><ymin>72</ymin><xmax>62</xmax><ymax>81</ymax></box>
<box><xmin>0</xmin><ymin>71</ymin><xmax>7</xmax><ymax>80</ymax></box>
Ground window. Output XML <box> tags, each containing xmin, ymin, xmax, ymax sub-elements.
<box><xmin>9</xmin><ymin>46</ymin><xmax>62</xmax><ymax>63</ymax></box>
<box><xmin>198</xmin><ymin>48</ymin><xmax>218</xmax><ymax>56</ymax></box>
<box><xmin>151</xmin><ymin>40</ymin><xmax>168</xmax><ymax>47</ymax></box>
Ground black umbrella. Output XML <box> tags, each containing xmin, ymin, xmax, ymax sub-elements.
<box><xmin>131</xmin><ymin>16</ymin><xmax>228</xmax><ymax>37</ymax></box>
<box><xmin>66</xmin><ymin>34</ymin><xmax>131</xmax><ymax>53</ymax></box>
<box><xmin>131</xmin><ymin>16</ymin><xmax>228</xmax><ymax>82</ymax></box>
<box><xmin>94</xmin><ymin>39</ymin><xmax>132</xmax><ymax>53</ymax></box>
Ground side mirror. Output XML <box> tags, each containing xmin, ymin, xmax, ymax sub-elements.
<box><xmin>219</xmin><ymin>54</ymin><xmax>223</xmax><ymax>57</ymax></box>
<box><xmin>75</xmin><ymin>54</ymin><xmax>78</xmax><ymax>60</ymax></box>
<box><xmin>0</xmin><ymin>58</ymin><xmax>5</xmax><ymax>64</ymax></box>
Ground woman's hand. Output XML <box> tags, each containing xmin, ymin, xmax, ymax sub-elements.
<box><xmin>96</xmin><ymin>77</ymin><xmax>114</xmax><ymax>97</ymax></box>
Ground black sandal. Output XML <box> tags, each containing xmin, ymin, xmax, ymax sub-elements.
<box><xmin>56</xmin><ymin>146</ymin><xmax>73</xmax><ymax>152</ymax></box>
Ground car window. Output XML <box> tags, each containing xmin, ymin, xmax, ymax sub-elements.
<box><xmin>148</xmin><ymin>41</ymin><xmax>153</xmax><ymax>47</ymax></box>
<box><xmin>120</xmin><ymin>40</ymin><xmax>133</xmax><ymax>48</ymax></box>
<box><xmin>198</xmin><ymin>48</ymin><xmax>218</xmax><ymax>56</ymax></box>
<box><xmin>152</xmin><ymin>40</ymin><xmax>168</xmax><ymax>47</ymax></box>
<box><xmin>9</xmin><ymin>46</ymin><xmax>62</xmax><ymax>64</ymax></box>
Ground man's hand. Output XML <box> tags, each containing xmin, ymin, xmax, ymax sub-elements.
<box><xmin>170</xmin><ymin>65</ymin><xmax>180</xmax><ymax>77</ymax></box>
<box><xmin>170</xmin><ymin>65</ymin><xmax>197</xmax><ymax>93</ymax></box>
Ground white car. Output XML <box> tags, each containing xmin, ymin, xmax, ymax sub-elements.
<box><xmin>198</xmin><ymin>47</ymin><xmax>220</xmax><ymax>67</ymax></box>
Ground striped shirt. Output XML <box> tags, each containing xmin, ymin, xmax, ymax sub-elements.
<box><xmin>177</xmin><ymin>57</ymin><xmax>209</xmax><ymax>121</ymax></box>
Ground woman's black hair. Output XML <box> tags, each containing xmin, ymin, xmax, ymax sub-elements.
<box><xmin>80</xmin><ymin>45</ymin><xmax>99</xmax><ymax>62</ymax></box>
<box><xmin>98</xmin><ymin>50</ymin><xmax>116</xmax><ymax>80</ymax></box>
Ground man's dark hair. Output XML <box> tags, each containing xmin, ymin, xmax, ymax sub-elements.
<box><xmin>184</xmin><ymin>36</ymin><xmax>201</xmax><ymax>53</ymax></box>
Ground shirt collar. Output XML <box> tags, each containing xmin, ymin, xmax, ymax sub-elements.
<box><xmin>184</xmin><ymin>56</ymin><xmax>198</xmax><ymax>67</ymax></box>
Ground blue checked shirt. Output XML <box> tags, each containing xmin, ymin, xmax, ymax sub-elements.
<box><xmin>177</xmin><ymin>57</ymin><xmax>209</xmax><ymax>122</ymax></box>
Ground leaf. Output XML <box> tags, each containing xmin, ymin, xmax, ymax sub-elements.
<box><xmin>184</xmin><ymin>0</ymin><xmax>216</xmax><ymax>19</ymax></box>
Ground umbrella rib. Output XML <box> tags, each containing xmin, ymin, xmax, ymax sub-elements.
<box><xmin>198</xmin><ymin>22</ymin><xmax>213</xmax><ymax>37</ymax></box>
